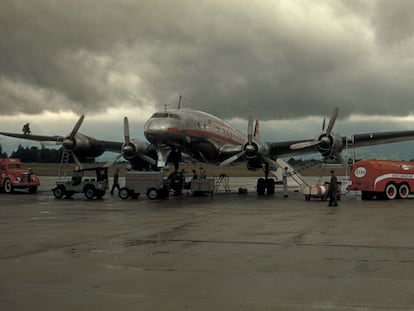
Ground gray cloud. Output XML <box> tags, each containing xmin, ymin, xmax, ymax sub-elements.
<box><xmin>1</xmin><ymin>0</ymin><xmax>414</xmax><ymax>120</ymax></box>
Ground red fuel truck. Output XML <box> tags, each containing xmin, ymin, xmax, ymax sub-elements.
<box><xmin>0</xmin><ymin>158</ymin><xmax>40</xmax><ymax>193</ymax></box>
<box><xmin>348</xmin><ymin>159</ymin><xmax>414</xmax><ymax>200</ymax></box>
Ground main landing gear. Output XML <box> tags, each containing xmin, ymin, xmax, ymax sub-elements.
<box><xmin>256</xmin><ymin>163</ymin><xmax>275</xmax><ymax>195</ymax></box>
<box><xmin>256</xmin><ymin>177</ymin><xmax>275</xmax><ymax>195</ymax></box>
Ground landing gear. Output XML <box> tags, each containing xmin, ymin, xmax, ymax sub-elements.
<box><xmin>256</xmin><ymin>177</ymin><xmax>275</xmax><ymax>195</ymax></box>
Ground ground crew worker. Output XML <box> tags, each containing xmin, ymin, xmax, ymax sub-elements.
<box><xmin>282</xmin><ymin>166</ymin><xmax>290</xmax><ymax>198</ymax></box>
<box><xmin>328</xmin><ymin>170</ymin><xmax>338</xmax><ymax>206</ymax></box>
<box><xmin>110</xmin><ymin>168</ymin><xmax>120</xmax><ymax>196</ymax></box>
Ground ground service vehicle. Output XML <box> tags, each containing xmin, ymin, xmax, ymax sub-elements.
<box><xmin>52</xmin><ymin>167</ymin><xmax>109</xmax><ymax>199</ymax></box>
<box><xmin>348</xmin><ymin>159</ymin><xmax>414</xmax><ymax>200</ymax></box>
<box><xmin>119</xmin><ymin>171</ymin><xmax>169</xmax><ymax>200</ymax></box>
<box><xmin>191</xmin><ymin>178</ymin><xmax>215</xmax><ymax>196</ymax></box>
<box><xmin>303</xmin><ymin>182</ymin><xmax>341</xmax><ymax>201</ymax></box>
<box><xmin>0</xmin><ymin>158</ymin><xmax>40</xmax><ymax>193</ymax></box>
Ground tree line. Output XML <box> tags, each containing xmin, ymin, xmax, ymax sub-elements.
<box><xmin>0</xmin><ymin>144</ymin><xmax>63</xmax><ymax>162</ymax></box>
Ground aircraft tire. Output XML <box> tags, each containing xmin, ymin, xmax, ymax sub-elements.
<box><xmin>257</xmin><ymin>178</ymin><xmax>266</xmax><ymax>195</ymax></box>
<box><xmin>385</xmin><ymin>183</ymin><xmax>397</xmax><ymax>200</ymax></box>
<box><xmin>266</xmin><ymin>178</ymin><xmax>275</xmax><ymax>195</ymax></box>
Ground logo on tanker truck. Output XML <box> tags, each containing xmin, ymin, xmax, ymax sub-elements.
<box><xmin>354</xmin><ymin>167</ymin><xmax>366</xmax><ymax>178</ymax></box>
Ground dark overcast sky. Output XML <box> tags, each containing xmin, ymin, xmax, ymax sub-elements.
<box><xmin>1</xmin><ymin>0</ymin><xmax>414</xmax><ymax>121</ymax></box>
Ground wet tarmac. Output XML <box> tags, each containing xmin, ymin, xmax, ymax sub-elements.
<box><xmin>1</xmin><ymin>177</ymin><xmax>414</xmax><ymax>310</ymax></box>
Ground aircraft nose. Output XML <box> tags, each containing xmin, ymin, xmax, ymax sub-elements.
<box><xmin>144</xmin><ymin>119</ymin><xmax>176</xmax><ymax>143</ymax></box>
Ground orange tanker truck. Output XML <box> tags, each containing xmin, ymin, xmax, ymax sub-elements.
<box><xmin>348</xmin><ymin>159</ymin><xmax>414</xmax><ymax>200</ymax></box>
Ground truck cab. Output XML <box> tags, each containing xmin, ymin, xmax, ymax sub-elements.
<box><xmin>0</xmin><ymin>158</ymin><xmax>40</xmax><ymax>193</ymax></box>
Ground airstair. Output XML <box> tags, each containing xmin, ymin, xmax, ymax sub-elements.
<box><xmin>273</xmin><ymin>158</ymin><xmax>308</xmax><ymax>190</ymax></box>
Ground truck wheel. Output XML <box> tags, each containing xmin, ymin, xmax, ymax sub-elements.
<box><xmin>84</xmin><ymin>186</ymin><xmax>96</xmax><ymax>200</ymax></box>
<box><xmin>53</xmin><ymin>186</ymin><xmax>65</xmax><ymax>199</ymax></box>
<box><xmin>4</xmin><ymin>179</ymin><xmax>14</xmax><ymax>193</ymax></box>
<box><xmin>119</xmin><ymin>187</ymin><xmax>130</xmax><ymax>200</ymax></box>
<box><xmin>147</xmin><ymin>188</ymin><xmax>158</xmax><ymax>200</ymax></box>
<box><xmin>385</xmin><ymin>183</ymin><xmax>397</xmax><ymax>200</ymax></box>
<box><xmin>398</xmin><ymin>184</ymin><xmax>410</xmax><ymax>199</ymax></box>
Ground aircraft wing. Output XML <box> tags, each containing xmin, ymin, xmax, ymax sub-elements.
<box><xmin>349</xmin><ymin>130</ymin><xmax>414</xmax><ymax>148</ymax></box>
<box><xmin>266</xmin><ymin>139</ymin><xmax>319</xmax><ymax>158</ymax></box>
<box><xmin>267</xmin><ymin>130</ymin><xmax>414</xmax><ymax>159</ymax></box>
<box><xmin>0</xmin><ymin>131</ymin><xmax>124</xmax><ymax>155</ymax></box>
<box><xmin>0</xmin><ymin>132</ymin><xmax>65</xmax><ymax>143</ymax></box>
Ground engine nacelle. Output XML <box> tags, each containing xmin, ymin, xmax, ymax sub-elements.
<box><xmin>122</xmin><ymin>139</ymin><xmax>149</xmax><ymax>160</ymax></box>
<box><xmin>62</xmin><ymin>133</ymin><xmax>106</xmax><ymax>159</ymax></box>
<box><xmin>316</xmin><ymin>133</ymin><xmax>343</xmax><ymax>160</ymax></box>
<box><xmin>244</xmin><ymin>140</ymin><xmax>269</xmax><ymax>160</ymax></box>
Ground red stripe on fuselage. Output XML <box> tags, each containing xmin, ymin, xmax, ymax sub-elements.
<box><xmin>183</xmin><ymin>129</ymin><xmax>244</xmax><ymax>146</ymax></box>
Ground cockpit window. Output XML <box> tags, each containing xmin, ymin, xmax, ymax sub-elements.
<box><xmin>151</xmin><ymin>112</ymin><xmax>180</xmax><ymax>119</ymax></box>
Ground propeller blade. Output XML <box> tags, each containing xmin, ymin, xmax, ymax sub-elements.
<box><xmin>219</xmin><ymin>151</ymin><xmax>245</xmax><ymax>167</ymax></box>
<box><xmin>70</xmin><ymin>151</ymin><xmax>83</xmax><ymax>170</ymax></box>
<box><xmin>290</xmin><ymin>140</ymin><xmax>320</xmax><ymax>150</ymax></box>
<box><xmin>69</xmin><ymin>115</ymin><xmax>84</xmax><ymax>138</ymax></box>
<box><xmin>322</xmin><ymin>118</ymin><xmax>326</xmax><ymax>131</ymax></box>
<box><xmin>103</xmin><ymin>153</ymin><xmax>123</xmax><ymax>168</ymax></box>
<box><xmin>124</xmin><ymin>117</ymin><xmax>130</xmax><ymax>145</ymax></box>
<box><xmin>139</xmin><ymin>154</ymin><xmax>156</xmax><ymax>165</ymax></box>
<box><xmin>247</xmin><ymin>114</ymin><xmax>253</xmax><ymax>144</ymax></box>
<box><xmin>254</xmin><ymin>120</ymin><xmax>260</xmax><ymax>139</ymax></box>
<box><xmin>326</xmin><ymin>107</ymin><xmax>339</xmax><ymax>135</ymax></box>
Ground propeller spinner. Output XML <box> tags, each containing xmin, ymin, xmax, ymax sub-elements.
<box><xmin>62</xmin><ymin>115</ymin><xmax>85</xmax><ymax>150</ymax></box>
<box><xmin>290</xmin><ymin>107</ymin><xmax>342</xmax><ymax>160</ymax></box>
<box><xmin>121</xmin><ymin>117</ymin><xmax>155</xmax><ymax>165</ymax></box>
<box><xmin>220</xmin><ymin>114</ymin><xmax>268</xmax><ymax>167</ymax></box>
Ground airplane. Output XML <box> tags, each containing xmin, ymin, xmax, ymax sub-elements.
<box><xmin>2</xmin><ymin>107</ymin><xmax>414</xmax><ymax>178</ymax></box>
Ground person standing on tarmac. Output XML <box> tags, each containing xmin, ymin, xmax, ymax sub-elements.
<box><xmin>282</xmin><ymin>167</ymin><xmax>290</xmax><ymax>198</ymax></box>
<box><xmin>110</xmin><ymin>168</ymin><xmax>120</xmax><ymax>196</ymax></box>
<box><xmin>328</xmin><ymin>170</ymin><xmax>338</xmax><ymax>206</ymax></box>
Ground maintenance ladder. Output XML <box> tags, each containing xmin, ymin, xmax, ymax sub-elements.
<box><xmin>215</xmin><ymin>174</ymin><xmax>231</xmax><ymax>192</ymax></box>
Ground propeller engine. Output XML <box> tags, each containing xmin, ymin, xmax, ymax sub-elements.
<box><xmin>219</xmin><ymin>114</ymin><xmax>273</xmax><ymax>168</ymax></box>
<box><xmin>290</xmin><ymin>107</ymin><xmax>343</xmax><ymax>161</ymax></box>
<box><xmin>61</xmin><ymin>115</ymin><xmax>85</xmax><ymax>150</ymax></box>
<box><xmin>122</xmin><ymin>117</ymin><xmax>155</xmax><ymax>165</ymax></box>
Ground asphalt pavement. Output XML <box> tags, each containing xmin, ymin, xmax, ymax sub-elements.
<box><xmin>1</xmin><ymin>177</ymin><xmax>414</xmax><ymax>310</ymax></box>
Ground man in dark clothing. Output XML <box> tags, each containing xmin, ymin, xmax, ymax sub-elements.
<box><xmin>110</xmin><ymin>168</ymin><xmax>120</xmax><ymax>195</ymax></box>
<box><xmin>328</xmin><ymin>170</ymin><xmax>338</xmax><ymax>206</ymax></box>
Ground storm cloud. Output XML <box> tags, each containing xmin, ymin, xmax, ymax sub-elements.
<box><xmin>1</xmin><ymin>0</ymin><xmax>414</xmax><ymax>120</ymax></box>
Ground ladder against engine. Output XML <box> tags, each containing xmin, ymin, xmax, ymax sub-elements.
<box><xmin>58</xmin><ymin>150</ymin><xmax>71</xmax><ymax>179</ymax></box>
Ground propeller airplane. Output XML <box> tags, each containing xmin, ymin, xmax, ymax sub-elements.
<box><xmin>2</xmin><ymin>107</ymin><xmax>414</xmax><ymax>177</ymax></box>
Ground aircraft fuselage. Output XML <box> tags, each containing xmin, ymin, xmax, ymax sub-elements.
<box><xmin>144</xmin><ymin>109</ymin><xmax>246</xmax><ymax>162</ymax></box>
